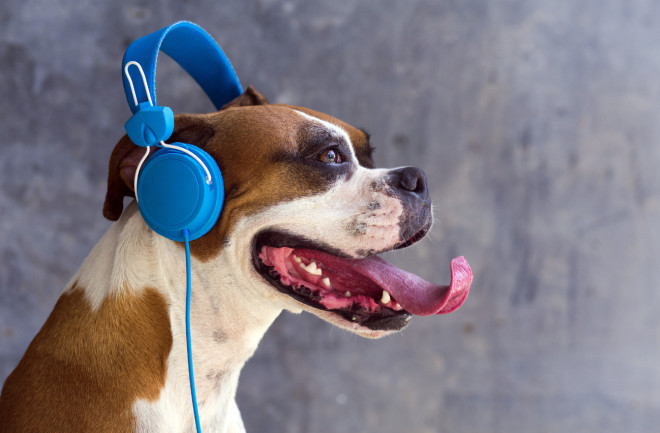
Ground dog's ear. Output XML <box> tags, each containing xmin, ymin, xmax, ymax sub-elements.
<box><xmin>102</xmin><ymin>115</ymin><xmax>215</xmax><ymax>221</ymax></box>
<box><xmin>220</xmin><ymin>85</ymin><xmax>268</xmax><ymax>109</ymax></box>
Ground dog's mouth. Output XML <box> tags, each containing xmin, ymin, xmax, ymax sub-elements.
<box><xmin>252</xmin><ymin>229</ymin><xmax>472</xmax><ymax>331</ymax></box>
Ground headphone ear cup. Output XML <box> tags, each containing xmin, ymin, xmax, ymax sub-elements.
<box><xmin>137</xmin><ymin>143</ymin><xmax>224</xmax><ymax>241</ymax></box>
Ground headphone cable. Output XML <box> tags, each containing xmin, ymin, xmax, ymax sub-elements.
<box><xmin>183</xmin><ymin>229</ymin><xmax>203</xmax><ymax>433</ymax></box>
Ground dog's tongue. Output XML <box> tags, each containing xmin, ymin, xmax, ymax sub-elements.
<box><xmin>348</xmin><ymin>255</ymin><xmax>472</xmax><ymax>316</ymax></box>
<box><xmin>302</xmin><ymin>250</ymin><xmax>472</xmax><ymax>316</ymax></box>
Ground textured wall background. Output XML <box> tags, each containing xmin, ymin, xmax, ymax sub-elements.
<box><xmin>2</xmin><ymin>1</ymin><xmax>660</xmax><ymax>432</ymax></box>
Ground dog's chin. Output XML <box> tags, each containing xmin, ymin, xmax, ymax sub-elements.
<box><xmin>251</xmin><ymin>227</ymin><xmax>431</xmax><ymax>336</ymax></box>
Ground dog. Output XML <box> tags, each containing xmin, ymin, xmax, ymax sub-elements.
<box><xmin>0</xmin><ymin>86</ymin><xmax>472</xmax><ymax>432</ymax></box>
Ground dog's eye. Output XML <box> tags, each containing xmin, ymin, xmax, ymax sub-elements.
<box><xmin>318</xmin><ymin>148</ymin><xmax>343</xmax><ymax>164</ymax></box>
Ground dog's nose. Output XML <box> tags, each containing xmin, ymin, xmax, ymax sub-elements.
<box><xmin>388</xmin><ymin>167</ymin><xmax>429</xmax><ymax>200</ymax></box>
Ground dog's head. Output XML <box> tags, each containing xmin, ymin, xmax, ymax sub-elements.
<box><xmin>104</xmin><ymin>87</ymin><xmax>471</xmax><ymax>338</ymax></box>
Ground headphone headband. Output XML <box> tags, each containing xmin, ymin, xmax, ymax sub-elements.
<box><xmin>122</xmin><ymin>21</ymin><xmax>242</xmax><ymax>114</ymax></box>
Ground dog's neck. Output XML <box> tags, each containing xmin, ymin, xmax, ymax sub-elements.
<box><xmin>72</xmin><ymin>202</ymin><xmax>281</xmax><ymax>432</ymax></box>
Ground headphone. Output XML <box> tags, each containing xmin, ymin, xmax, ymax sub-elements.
<box><xmin>122</xmin><ymin>21</ymin><xmax>242</xmax><ymax>242</ymax></box>
<box><xmin>122</xmin><ymin>21</ymin><xmax>243</xmax><ymax>433</ymax></box>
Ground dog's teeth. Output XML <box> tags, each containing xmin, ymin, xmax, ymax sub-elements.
<box><xmin>344</xmin><ymin>291</ymin><xmax>352</xmax><ymax>298</ymax></box>
<box><xmin>308</xmin><ymin>261</ymin><xmax>322</xmax><ymax>275</ymax></box>
<box><xmin>293</xmin><ymin>254</ymin><xmax>302</xmax><ymax>264</ymax></box>
<box><xmin>380</xmin><ymin>290</ymin><xmax>391</xmax><ymax>304</ymax></box>
<box><xmin>394</xmin><ymin>303</ymin><xmax>402</xmax><ymax>310</ymax></box>
<box><xmin>300</xmin><ymin>260</ymin><xmax>322</xmax><ymax>276</ymax></box>
<box><xmin>322</xmin><ymin>277</ymin><xmax>331</xmax><ymax>288</ymax></box>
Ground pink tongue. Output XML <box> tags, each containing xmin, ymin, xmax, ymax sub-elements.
<box><xmin>302</xmin><ymin>251</ymin><xmax>472</xmax><ymax>316</ymax></box>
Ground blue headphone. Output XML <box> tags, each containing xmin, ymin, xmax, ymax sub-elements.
<box><xmin>122</xmin><ymin>21</ymin><xmax>242</xmax><ymax>242</ymax></box>
<box><xmin>122</xmin><ymin>22</ymin><xmax>243</xmax><ymax>433</ymax></box>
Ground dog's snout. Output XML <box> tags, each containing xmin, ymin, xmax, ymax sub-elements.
<box><xmin>389</xmin><ymin>167</ymin><xmax>429</xmax><ymax>200</ymax></box>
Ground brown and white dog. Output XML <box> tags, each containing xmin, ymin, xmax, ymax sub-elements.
<box><xmin>0</xmin><ymin>87</ymin><xmax>472</xmax><ymax>433</ymax></box>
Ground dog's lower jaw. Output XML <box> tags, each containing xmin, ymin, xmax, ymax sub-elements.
<box><xmin>72</xmin><ymin>202</ymin><xmax>282</xmax><ymax>433</ymax></box>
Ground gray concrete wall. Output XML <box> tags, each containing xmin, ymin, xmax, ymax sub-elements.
<box><xmin>2</xmin><ymin>1</ymin><xmax>660</xmax><ymax>432</ymax></box>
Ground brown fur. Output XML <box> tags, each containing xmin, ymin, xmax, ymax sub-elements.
<box><xmin>189</xmin><ymin>104</ymin><xmax>373</xmax><ymax>261</ymax></box>
<box><xmin>0</xmin><ymin>285</ymin><xmax>172</xmax><ymax>433</ymax></box>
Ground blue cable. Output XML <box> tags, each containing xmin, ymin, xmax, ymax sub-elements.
<box><xmin>183</xmin><ymin>229</ymin><xmax>203</xmax><ymax>433</ymax></box>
